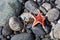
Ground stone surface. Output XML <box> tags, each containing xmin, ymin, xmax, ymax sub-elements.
<box><xmin>32</xmin><ymin>24</ymin><xmax>45</xmax><ymax>36</ymax></box>
<box><xmin>11</xmin><ymin>33</ymin><xmax>35</xmax><ymax>40</ymax></box>
<box><xmin>9</xmin><ymin>16</ymin><xmax>23</xmax><ymax>31</ymax></box>
<box><xmin>20</xmin><ymin>12</ymin><xmax>31</xmax><ymax>21</ymax></box>
<box><xmin>42</xmin><ymin>3</ymin><xmax>51</xmax><ymax>11</ymax></box>
<box><xmin>55</xmin><ymin>0</ymin><xmax>60</xmax><ymax>5</ymax></box>
<box><xmin>46</xmin><ymin>8</ymin><xmax>59</xmax><ymax>22</ymax></box>
<box><xmin>56</xmin><ymin>4</ymin><xmax>60</xmax><ymax>9</ymax></box>
<box><xmin>54</xmin><ymin>23</ymin><xmax>60</xmax><ymax>39</ymax></box>
<box><xmin>25</xmin><ymin>1</ymin><xmax>38</xmax><ymax>14</ymax></box>
<box><xmin>0</xmin><ymin>0</ymin><xmax>23</xmax><ymax>26</ymax></box>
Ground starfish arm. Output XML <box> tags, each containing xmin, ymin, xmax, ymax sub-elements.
<box><xmin>30</xmin><ymin>13</ymin><xmax>36</xmax><ymax>20</ymax></box>
<box><xmin>32</xmin><ymin>21</ymin><xmax>39</xmax><ymax>28</ymax></box>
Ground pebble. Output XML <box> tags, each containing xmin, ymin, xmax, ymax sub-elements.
<box><xmin>39</xmin><ymin>6</ymin><xmax>47</xmax><ymax>14</ymax></box>
<box><xmin>20</xmin><ymin>12</ymin><xmax>31</xmax><ymax>21</ymax></box>
<box><xmin>54</xmin><ymin>23</ymin><xmax>60</xmax><ymax>39</ymax></box>
<box><xmin>25</xmin><ymin>1</ymin><xmax>38</xmax><ymax>14</ymax></box>
<box><xmin>42</xmin><ymin>3</ymin><xmax>51</xmax><ymax>11</ymax></box>
<box><xmin>11</xmin><ymin>33</ymin><xmax>35</xmax><ymax>40</ymax></box>
<box><xmin>32</xmin><ymin>24</ymin><xmax>46</xmax><ymax>36</ymax></box>
<box><xmin>46</xmin><ymin>8</ymin><xmax>59</xmax><ymax>22</ymax></box>
<box><xmin>9</xmin><ymin>16</ymin><xmax>23</xmax><ymax>31</ymax></box>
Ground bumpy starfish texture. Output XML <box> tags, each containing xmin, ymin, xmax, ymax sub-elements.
<box><xmin>30</xmin><ymin>10</ymin><xmax>45</xmax><ymax>28</ymax></box>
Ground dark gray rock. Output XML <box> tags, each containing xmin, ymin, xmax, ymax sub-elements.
<box><xmin>32</xmin><ymin>24</ymin><xmax>46</xmax><ymax>36</ymax></box>
<box><xmin>46</xmin><ymin>8</ymin><xmax>59</xmax><ymax>22</ymax></box>
<box><xmin>9</xmin><ymin>16</ymin><xmax>23</xmax><ymax>31</ymax></box>
<box><xmin>25</xmin><ymin>1</ymin><xmax>38</xmax><ymax>14</ymax></box>
<box><xmin>11</xmin><ymin>33</ymin><xmax>35</xmax><ymax>40</ymax></box>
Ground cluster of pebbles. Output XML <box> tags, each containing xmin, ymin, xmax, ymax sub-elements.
<box><xmin>0</xmin><ymin>0</ymin><xmax>60</xmax><ymax>40</ymax></box>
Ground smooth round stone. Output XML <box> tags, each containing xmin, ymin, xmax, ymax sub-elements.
<box><xmin>54</xmin><ymin>23</ymin><xmax>60</xmax><ymax>39</ymax></box>
<box><xmin>9</xmin><ymin>16</ymin><xmax>23</xmax><ymax>31</ymax></box>
<box><xmin>55</xmin><ymin>0</ymin><xmax>60</xmax><ymax>5</ymax></box>
<box><xmin>32</xmin><ymin>24</ymin><xmax>46</xmax><ymax>36</ymax></box>
<box><xmin>42</xmin><ymin>3</ymin><xmax>51</xmax><ymax>11</ymax></box>
<box><xmin>25</xmin><ymin>1</ymin><xmax>38</xmax><ymax>14</ymax></box>
<box><xmin>11</xmin><ymin>33</ymin><xmax>35</xmax><ymax>40</ymax></box>
<box><xmin>46</xmin><ymin>8</ymin><xmax>59</xmax><ymax>22</ymax></box>
<box><xmin>20</xmin><ymin>12</ymin><xmax>31</xmax><ymax>21</ymax></box>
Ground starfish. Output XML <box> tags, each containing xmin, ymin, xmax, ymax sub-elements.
<box><xmin>30</xmin><ymin>10</ymin><xmax>45</xmax><ymax>29</ymax></box>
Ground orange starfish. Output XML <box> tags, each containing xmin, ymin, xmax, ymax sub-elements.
<box><xmin>30</xmin><ymin>10</ymin><xmax>45</xmax><ymax>29</ymax></box>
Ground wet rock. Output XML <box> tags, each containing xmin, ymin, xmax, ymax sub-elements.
<box><xmin>42</xmin><ymin>3</ymin><xmax>51</xmax><ymax>11</ymax></box>
<box><xmin>54</xmin><ymin>23</ymin><xmax>60</xmax><ymax>39</ymax></box>
<box><xmin>32</xmin><ymin>24</ymin><xmax>46</xmax><ymax>36</ymax></box>
<box><xmin>9</xmin><ymin>16</ymin><xmax>23</xmax><ymax>31</ymax></box>
<box><xmin>25</xmin><ymin>1</ymin><xmax>38</xmax><ymax>14</ymax></box>
<box><xmin>39</xmin><ymin>6</ymin><xmax>47</xmax><ymax>14</ymax></box>
<box><xmin>11</xmin><ymin>33</ymin><xmax>35</xmax><ymax>40</ymax></box>
<box><xmin>46</xmin><ymin>8</ymin><xmax>59</xmax><ymax>22</ymax></box>
<box><xmin>55</xmin><ymin>0</ymin><xmax>60</xmax><ymax>5</ymax></box>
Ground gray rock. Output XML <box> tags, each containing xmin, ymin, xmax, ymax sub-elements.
<box><xmin>25</xmin><ymin>1</ymin><xmax>38</xmax><ymax>14</ymax></box>
<box><xmin>54</xmin><ymin>23</ymin><xmax>60</xmax><ymax>39</ymax></box>
<box><xmin>39</xmin><ymin>6</ymin><xmax>47</xmax><ymax>14</ymax></box>
<box><xmin>55</xmin><ymin>0</ymin><xmax>60</xmax><ymax>5</ymax></box>
<box><xmin>11</xmin><ymin>33</ymin><xmax>35</xmax><ymax>40</ymax></box>
<box><xmin>46</xmin><ymin>8</ymin><xmax>59</xmax><ymax>22</ymax></box>
<box><xmin>0</xmin><ymin>0</ymin><xmax>23</xmax><ymax>26</ymax></box>
<box><xmin>2</xmin><ymin>22</ymin><xmax>12</xmax><ymax>36</ymax></box>
<box><xmin>20</xmin><ymin>12</ymin><xmax>31</xmax><ymax>21</ymax></box>
<box><xmin>9</xmin><ymin>16</ymin><xmax>23</xmax><ymax>31</ymax></box>
<box><xmin>42</xmin><ymin>3</ymin><xmax>51</xmax><ymax>11</ymax></box>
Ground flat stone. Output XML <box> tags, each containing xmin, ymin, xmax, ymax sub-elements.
<box><xmin>11</xmin><ymin>33</ymin><xmax>35</xmax><ymax>40</ymax></box>
<box><xmin>25</xmin><ymin>1</ymin><xmax>38</xmax><ymax>14</ymax></box>
<box><xmin>9</xmin><ymin>16</ymin><xmax>23</xmax><ymax>31</ymax></box>
<box><xmin>42</xmin><ymin>3</ymin><xmax>51</xmax><ymax>11</ymax></box>
<box><xmin>46</xmin><ymin>8</ymin><xmax>59</xmax><ymax>22</ymax></box>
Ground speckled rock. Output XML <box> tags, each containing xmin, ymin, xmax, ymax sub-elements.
<box><xmin>46</xmin><ymin>8</ymin><xmax>59</xmax><ymax>22</ymax></box>
<box><xmin>25</xmin><ymin>1</ymin><xmax>38</xmax><ymax>14</ymax></box>
<box><xmin>9</xmin><ymin>16</ymin><xmax>23</xmax><ymax>31</ymax></box>
<box><xmin>0</xmin><ymin>0</ymin><xmax>23</xmax><ymax>26</ymax></box>
<box><xmin>11</xmin><ymin>33</ymin><xmax>35</xmax><ymax>40</ymax></box>
<box><xmin>54</xmin><ymin>23</ymin><xmax>60</xmax><ymax>39</ymax></box>
<box><xmin>42</xmin><ymin>3</ymin><xmax>51</xmax><ymax>11</ymax></box>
